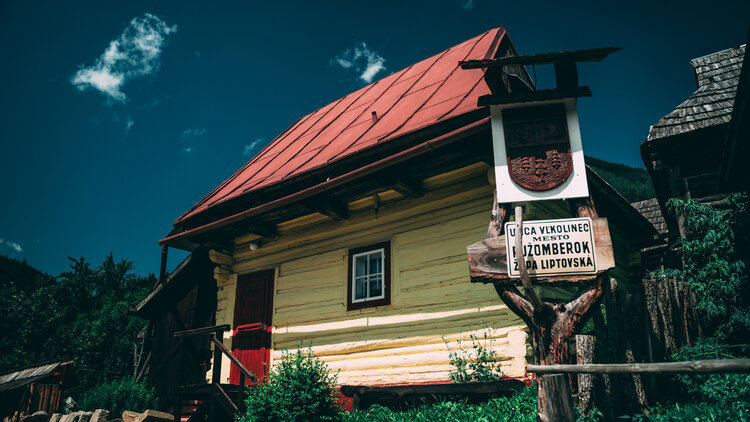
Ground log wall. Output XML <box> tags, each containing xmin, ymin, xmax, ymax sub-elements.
<box><xmin>208</xmin><ymin>162</ymin><xmax>642</xmax><ymax>386</ymax></box>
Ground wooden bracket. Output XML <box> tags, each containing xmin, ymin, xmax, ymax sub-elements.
<box><xmin>245</xmin><ymin>219</ymin><xmax>278</xmax><ymax>238</ymax></box>
<box><xmin>376</xmin><ymin>173</ymin><xmax>424</xmax><ymax>199</ymax></box>
<box><xmin>307</xmin><ymin>196</ymin><xmax>350</xmax><ymax>221</ymax></box>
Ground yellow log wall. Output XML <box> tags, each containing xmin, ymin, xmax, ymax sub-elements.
<box><xmin>209</xmin><ymin>162</ymin><xmax>638</xmax><ymax>385</ymax></box>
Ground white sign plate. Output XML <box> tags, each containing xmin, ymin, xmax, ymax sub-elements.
<box><xmin>505</xmin><ymin>217</ymin><xmax>597</xmax><ymax>277</ymax></box>
<box><xmin>491</xmin><ymin>98</ymin><xmax>590</xmax><ymax>203</ymax></box>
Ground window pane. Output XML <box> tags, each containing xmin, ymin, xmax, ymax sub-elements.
<box><xmin>355</xmin><ymin>277</ymin><xmax>367</xmax><ymax>300</ymax></box>
<box><xmin>355</xmin><ymin>256</ymin><xmax>367</xmax><ymax>277</ymax></box>
<box><xmin>369</xmin><ymin>252</ymin><xmax>382</xmax><ymax>274</ymax></box>
<box><xmin>369</xmin><ymin>275</ymin><xmax>382</xmax><ymax>297</ymax></box>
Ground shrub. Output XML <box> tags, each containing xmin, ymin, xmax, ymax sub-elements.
<box><xmin>662</xmin><ymin>194</ymin><xmax>750</xmax><ymax>342</ymax></box>
<box><xmin>78</xmin><ymin>377</ymin><xmax>157</xmax><ymax>416</ymax></box>
<box><xmin>343</xmin><ymin>385</ymin><xmax>537</xmax><ymax>422</ymax></box>
<box><xmin>444</xmin><ymin>324</ymin><xmax>502</xmax><ymax>383</ymax></box>
<box><xmin>670</xmin><ymin>339</ymin><xmax>750</xmax><ymax>405</ymax></box>
<box><xmin>238</xmin><ymin>345</ymin><xmax>342</xmax><ymax>422</ymax></box>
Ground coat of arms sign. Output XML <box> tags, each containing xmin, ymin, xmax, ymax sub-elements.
<box><xmin>502</xmin><ymin>103</ymin><xmax>573</xmax><ymax>191</ymax></box>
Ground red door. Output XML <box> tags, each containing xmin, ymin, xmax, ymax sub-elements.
<box><xmin>230</xmin><ymin>270</ymin><xmax>274</xmax><ymax>384</ymax></box>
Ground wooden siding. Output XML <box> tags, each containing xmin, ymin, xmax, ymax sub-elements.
<box><xmin>211</xmin><ymin>162</ymin><xmax>639</xmax><ymax>385</ymax></box>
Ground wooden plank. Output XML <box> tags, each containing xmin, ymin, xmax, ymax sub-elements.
<box><xmin>174</xmin><ymin>325</ymin><xmax>230</xmax><ymax>337</ymax></box>
<box><xmin>527</xmin><ymin>359</ymin><xmax>750</xmax><ymax>374</ymax></box>
<box><xmin>467</xmin><ymin>218</ymin><xmax>615</xmax><ymax>284</ymax></box>
<box><xmin>209</xmin><ymin>250</ymin><xmax>234</xmax><ymax>266</ymax></box>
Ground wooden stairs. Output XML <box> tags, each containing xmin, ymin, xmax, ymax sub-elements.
<box><xmin>173</xmin><ymin>326</ymin><xmax>255</xmax><ymax>422</ymax></box>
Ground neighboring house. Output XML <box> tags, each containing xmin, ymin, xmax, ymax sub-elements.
<box><xmin>641</xmin><ymin>43</ymin><xmax>748</xmax><ymax>234</ymax></box>
<box><xmin>133</xmin><ymin>26</ymin><xmax>655</xmax><ymax>411</ymax></box>
<box><xmin>0</xmin><ymin>360</ymin><xmax>73</xmax><ymax>421</ymax></box>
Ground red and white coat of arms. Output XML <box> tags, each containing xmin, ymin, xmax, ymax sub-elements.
<box><xmin>502</xmin><ymin>103</ymin><xmax>573</xmax><ymax>191</ymax></box>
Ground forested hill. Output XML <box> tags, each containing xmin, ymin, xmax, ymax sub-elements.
<box><xmin>0</xmin><ymin>254</ymin><xmax>53</xmax><ymax>294</ymax></box>
<box><xmin>0</xmin><ymin>254</ymin><xmax>155</xmax><ymax>392</ymax></box>
<box><xmin>585</xmin><ymin>156</ymin><xmax>656</xmax><ymax>203</ymax></box>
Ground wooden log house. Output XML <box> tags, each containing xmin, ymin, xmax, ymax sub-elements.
<box><xmin>131</xmin><ymin>26</ymin><xmax>657</xmax><ymax>413</ymax></box>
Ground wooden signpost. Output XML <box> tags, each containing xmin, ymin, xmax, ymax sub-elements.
<box><xmin>461</xmin><ymin>47</ymin><xmax>621</xmax><ymax>422</ymax></box>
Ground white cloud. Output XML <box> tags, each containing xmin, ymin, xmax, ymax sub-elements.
<box><xmin>71</xmin><ymin>13</ymin><xmax>177</xmax><ymax>103</ymax></box>
<box><xmin>332</xmin><ymin>42</ymin><xmax>387</xmax><ymax>84</ymax></box>
<box><xmin>0</xmin><ymin>239</ymin><xmax>23</xmax><ymax>254</ymax></box>
<box><xmin>180</xmin><ymin>127</ymin><xmax>206</xmax><ymax>152</ymax></box>
<box><xmin>181</xmin><ymin>127</ymin><xmax>207</xmax><ymax>139</ymax></box>
<box><xmin>243</xmin><ymin>139</ymin><xmax>264</xmax><ymax>156</ymax></box>
<box><xmin>460</xmin><ymin>0</ymin><xmax>474</xmax><ymax>10</ymax></box>
<box><xmin>125</xmin><ymin>116</ymin><xmax>134</xmax><ymax>133</ymax></box>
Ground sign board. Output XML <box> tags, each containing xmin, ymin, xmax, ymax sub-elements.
<box><xmin>505</xmin><ymin>217</ymin><xmax>597</xmax><ymax>277</ymax></box>
<box><xmin>491</xmin><ymin>98</ymin><xmax>589</xmax><ymax>203</ymax></box>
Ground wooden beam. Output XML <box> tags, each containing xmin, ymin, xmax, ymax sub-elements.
<box><xmin>209</xmin><ymin>249</ymin><xmax>234</xmax><ymax>266</ymax></box>
<box><xmin>307</xmin><ymin>196</ymin><xmax>350</xmax><ymax>221</ymax></box>
<box><xmin>245</xmin><ymin>219</ymin><xmax>278</xmax><ymax>238</ymax></box>
<box><xmin>477</xmin><ymin>86</ymin><xmax>592</xmax><ymax>106</ymax></box>
<box><xmin>459</xmin><ymin>47</ymin><xmax>622</xmax><ymax>69</ymax></box>
<box><xmin>375</xmin><ymin>173</ymin><xmax>424</xmax><ymax>199</ymax></box>
<box><xmin>527</xmin><ymin>359</ymin><xmax>750</xmax><ymax>375</ymax></box>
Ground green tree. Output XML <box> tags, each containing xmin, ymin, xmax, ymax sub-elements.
<box><xmin>663</xmin><ymin>194</ymin><xmax>750</xmax><ymax>343</ymax></box>
<box><xmin>0</xmin><ymin>254</ymin><xmax>153</xmax><ymax>393</ymax></box>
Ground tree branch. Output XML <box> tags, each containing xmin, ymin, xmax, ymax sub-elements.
<box><xmin>493</xmin><ymin>283</ymin><xmax>536</xmax><ymax>327</ymax></box>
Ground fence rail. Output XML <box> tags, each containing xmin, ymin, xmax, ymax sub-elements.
<box><xmin>528</xmin><ymin>359</ymin><xmax>750</xmax><ymax>374</ymax></box>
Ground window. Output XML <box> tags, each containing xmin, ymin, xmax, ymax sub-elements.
<box><xmin>348</xmin><ymin>241</ymin><xmax>390</xmax><ymax>310</ymax></box>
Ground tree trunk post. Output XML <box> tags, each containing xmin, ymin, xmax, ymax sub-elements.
<box><xmin>484</xmin><ymin>194</ymin><xmax>605</xmax><ymax>422</ymax></box>
<box><xmin>576</xmin><ymin>334</ymin><xmax>596</xmax><ymax>415</ymax></box>
<box><xmin>538</xmin><ymin>374</ymin><xmax>576</xmax><ymax>422</ymax></box>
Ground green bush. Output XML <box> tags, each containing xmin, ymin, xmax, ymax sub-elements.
<box><xmin>670</xmin><ymin>339</ymin><xmax>750</xmax><ymax>405</ymax></box>
<box><xmin>78</xmin><ymin>377</ymin><xmax>157</xmax><ymax>416</ymax></box>
<box><xmin>444</xmin><ymin>325</ymin><xmax>502</xmax><ymax>383</ymax></box>
<box><xmin>629</xmin><ymin>400</ymin><xmax>750</xmax><ymax>421</ymax></box>
<box><xmin>238</xmin><ymin>346</ymin><xmax>343</xmax><ymax>422</ymax></box>
<box><xmin>662</xmin><ymin>194</ymin><xmax>750</xmax><ymax>343</ymax></box>
<box><xmin>344</xmin><ymin>386</ymin><xmax>537</xmax><ymax>422</ymax></box>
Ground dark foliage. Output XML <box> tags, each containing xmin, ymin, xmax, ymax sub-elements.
<box><xmin>79</xmin><ymin>377</ymin><xmax>157</xmax><ymax>416</ymax></box>
<box><xmin>0</xmin><ymin>254</ymin><xmax>154</xmax><ymax>394</ymax></box>
<box><xmin>344</xmin><ymin>386</ymin><xmax>537</xmax><ymax>422</ymax></box>
<box><xmin>660</xmin><ymin>194</ymin><xmax>750</xmax><ymax>343</ymax></box>
<box><xmin>585</xmin><ymin>156</ymin><xmax>656</xmax><ymax>203</ymax></box>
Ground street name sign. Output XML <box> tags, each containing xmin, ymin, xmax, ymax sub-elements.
<box><xmin>505</xmin><ymin>217</ymin><xmax>597</xmax><ymax>277</ymax></box>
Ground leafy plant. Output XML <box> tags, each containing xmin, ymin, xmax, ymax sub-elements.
<box><xmin>661</xmin><ymin>193</ymin><xmax>750</xmax><ymax>343</ymax></box>
<box><xmin>444</xmin><ymin>324</ymin><xmax>502</xmax><ymax>383</ymax></box>
<box><xmin>670</xmin><ymin>339</ymin><xmax>750</xmax><ymax>404</ymax></box>
<box><xmin>78</xmin><ymin>377</ymin><xmax>157</xmax><ymax>416</ymax></box>
<box><xmin>343</xmin><ymin>385</ymin><xmax>537</xmax><ymax>422</ymax></box>
<box><xmin>239</xmin><ymin>345</ymin><xmax>343</xmax><ymax>422</ymax></box>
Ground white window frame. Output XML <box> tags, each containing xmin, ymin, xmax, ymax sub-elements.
<box><xmin>351</xmin><ymin>248</ymin><xmax>386</xmax><ymax>304</ymax></box>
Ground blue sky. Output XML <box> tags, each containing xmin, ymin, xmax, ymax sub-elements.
<box><xmin>1</xmin><ymin>0</ymin><xmax>748</xmax><ymax>276</ymax></box>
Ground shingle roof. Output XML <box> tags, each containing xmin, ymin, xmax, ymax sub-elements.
<box><xmin>647</xmin><ymin>45</ymin><xmax>745</xmax><ymax>141</ymax></box>
<box><xmin>0</xmin><ymin>360</ymin><xmax>71</xmax><ymax>392</ymax></box>
<box><xmin>630</xmin><ymin>198</ymin><xmax>668</xmax><ymax>235</ymax></box>
<box><xmin>175</xmin><ymin>27</ymin><xmax>508</xmax><ymax>226</ymax></box>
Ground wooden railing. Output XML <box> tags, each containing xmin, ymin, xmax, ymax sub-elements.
<box><xmin>526</xmin><ymin>359</ymin><xmax>750</xmax><ymax>421</ymax></box>
<box><xmin>173</xmin><ymin>324</ymin><xmax>256</xmax><ymax>420</ymax></box>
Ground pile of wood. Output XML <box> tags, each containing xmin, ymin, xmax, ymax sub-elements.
<box><xmin>41</xmin><ymin>409</ymin><xmax>172</xmax><ymax>422</ymax></box>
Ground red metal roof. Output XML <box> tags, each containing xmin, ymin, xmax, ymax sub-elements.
<box><xmin>175</xmin><ymin>27</ymin><xmax>507</xmax><ymax>226</ymax></box>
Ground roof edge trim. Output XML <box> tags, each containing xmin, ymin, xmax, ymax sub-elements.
<box><xmin>160</xmin><ymin>117</ymin><xmax>492</xmax><ymax>247</ymax></box>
